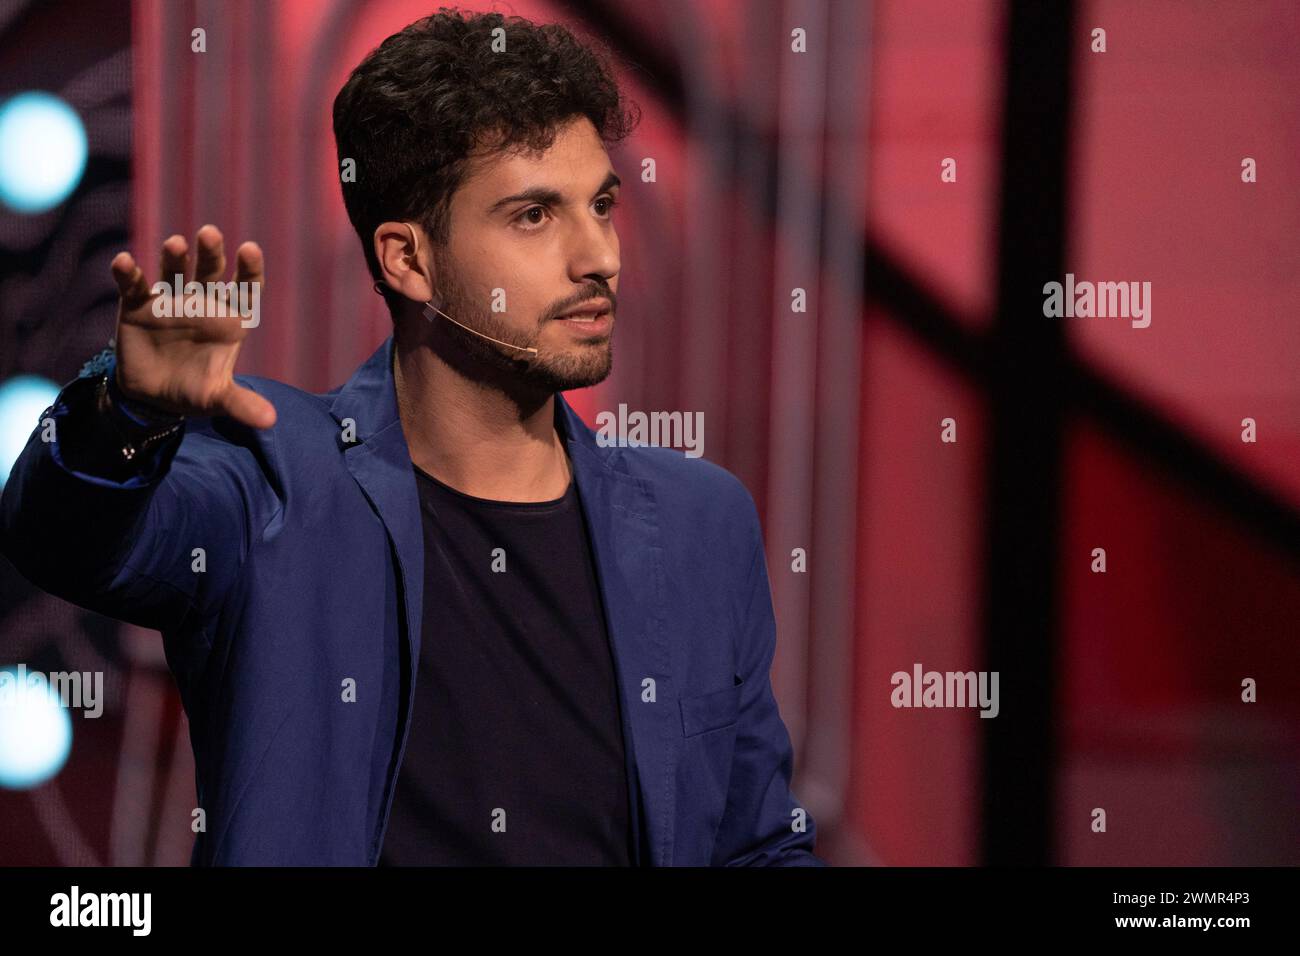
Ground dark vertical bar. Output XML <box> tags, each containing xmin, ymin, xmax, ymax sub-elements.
<box><xmin>980</xmin><ymin>0</ymin><xmax>1076</xmax><ymax>865</ymax></box>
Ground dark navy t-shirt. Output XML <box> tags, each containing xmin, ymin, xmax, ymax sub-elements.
<box><xmin>377</xmin><ymin>462</ymin><xmax>634</xmax><ymax>865</ymax></box>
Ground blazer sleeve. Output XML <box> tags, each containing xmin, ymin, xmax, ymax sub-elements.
<box><xmin>0</xmin><ymin>365</ymin><xmax>279</xmax><ymax>634</ymax></box>
<box><xmin>710</xmin><ymin>493</ymin><xmax>827</xmax><ymax>866</ymax></box>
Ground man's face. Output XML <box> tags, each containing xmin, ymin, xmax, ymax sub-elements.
<box><xmin>431</xmin><ymin>114</ymin><xmax>620</xmax><ymax>392</ymax></box>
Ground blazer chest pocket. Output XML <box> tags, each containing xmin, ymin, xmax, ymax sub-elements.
<box><xmin>679</xmin><ymin>674</ymin><xmax>744</xmax><ymax>738</ymax></box>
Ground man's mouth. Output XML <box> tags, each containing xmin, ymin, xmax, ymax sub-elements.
<box><xmin>555</xmin><ymin>309</ymin><xmax>613</xmax><ymax>334</ymax></box>
<box><xmin>555</xmin><ymin>298</ymin><xmax>612</xmax><ymax>321</ymax></box>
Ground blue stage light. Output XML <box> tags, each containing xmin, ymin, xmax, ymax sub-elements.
<box><xmin>0</xmin><ymin>667</ymin><xmax>73</xmax><ymax>790</ymax></box>
<box><xmin>0</xmin><ymin>375</ymin><xmax>60</xmax><ymax>490</ymax></box>
<box><xmin>0</xmin><ymin>92</ymin><xmax>88</xmax><ymax>213</ymax></box>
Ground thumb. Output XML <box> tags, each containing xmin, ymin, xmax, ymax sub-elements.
<box><xmin>218</xmin><ymin>381</ymin><xmax>277</xmax><ymax>430</ymax></box>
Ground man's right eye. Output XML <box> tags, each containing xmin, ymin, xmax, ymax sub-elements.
<box><xmin>515</xmin><ymin>206</ymin><xmax>550</xmax><ymax>230</ymax></box>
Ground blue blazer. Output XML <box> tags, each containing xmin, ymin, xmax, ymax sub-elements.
<box><xmin>0</xmin><ymin>335</ymin><xmax>823</xmax><ymax>866</ymax></box>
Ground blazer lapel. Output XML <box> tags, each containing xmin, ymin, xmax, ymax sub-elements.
<box><xmin>557</xmin><ymin>394</ymin><xmax>677</xmax><ymax>867</ymax></box>
<box><xmin>329</xmin><ymin>336</ymin><xmax>425</xmax><ymax>669</ymax></box>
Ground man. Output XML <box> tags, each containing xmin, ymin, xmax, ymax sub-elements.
<box><xmin>0</xmin><ymin>9</ymin><xmax>822</xmax><ymax>866</ymax></box>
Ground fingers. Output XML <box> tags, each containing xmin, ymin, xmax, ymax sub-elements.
<box><xmin>159</xmin><ymin>234</ymin><xmax>190</xmax><ymax>286</ymax></box>
<box><xmin>194</xmin><ymin>224</ymin><xmax>226</xmax><ymax>283</ymax></box>
<box><xmin>110</xmin><ymin>251</ymin><xmax>154</xmax><ymax>311</ymax></box>
<box><xmin>117</xmin><ymin>229</ymin><xmax>261</xmax><ymax>327</ymax></box>
<box><xmin>234</xmin><ymin>241</ymin><xmax>264</xmax><ymax>290</ymax></box>
<box><xmin>219</xmin><ymin>382</ymin><xmax>277</xmax><ymax>430</ymax></box>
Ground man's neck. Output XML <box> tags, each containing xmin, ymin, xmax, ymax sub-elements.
<box><xmin>392</xmin><ymin>331</ymin><xmax>572</xmax><ymax>503</ymax></box>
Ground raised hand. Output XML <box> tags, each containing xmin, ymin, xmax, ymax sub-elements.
<box><xmin>109</xmin><ymin>224</ymin><xmax>276</xmax><ymax>429</ymax></box>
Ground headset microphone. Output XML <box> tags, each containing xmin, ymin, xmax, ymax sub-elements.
<box><xmin>421</xmin><ymin>298</ymin><xmax>539</xmax><ymax>356</ymax></box>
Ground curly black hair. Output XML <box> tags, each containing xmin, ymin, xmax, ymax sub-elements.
<box><xmin>333</xmin><ymin>7</ymin><xmax>640</xmax><ymax>283</ymax></box>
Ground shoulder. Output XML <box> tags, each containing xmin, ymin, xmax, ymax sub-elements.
<box><xmin>222</xmin><ymin>374</ymin><xmax>344</xmax><ymax>439</ymax></box>
<box><xmin>620</xmin><ymin>442</ymin><xmax>753</xmax><ymax>507</ymax></box>
<box><xmin>609</xmin><ymin>442</ymin><xmax>763</xmax><ymax>557</ymax></box>
<box><xmin>177</xmin><ymin>374</ymin><xmax>342</xmax><ymax>467</ymax></box>
<box><xmin>234</xmin><ymin>374</ymin><xmax>336</xmax><ymax>417</ymax></box>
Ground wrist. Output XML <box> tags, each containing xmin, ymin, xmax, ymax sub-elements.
<box><xmin>96</xmin><ymin>372</ymin><xmax>184</xmax><ymax>462</ymax></box>
<box><xmin>109</xmin><ymin>363</ymin><xmax>183</xmax><ymax>426</ymax></box>
<box><xmin>74</xmin><ymin>345</ymin><xmax>185</xmax><ymax>465</ymax></box>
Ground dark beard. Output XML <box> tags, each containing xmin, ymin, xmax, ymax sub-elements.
<box><xmin>431</xmin><ymin>251</ymin><xmax>614</xmax><ymax>393</ymax></box>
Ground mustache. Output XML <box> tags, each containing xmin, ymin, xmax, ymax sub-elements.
<box><xmin>546</xmin><ymin>284</ymin><xmax>615</xmax><ymax>320</ymax></box>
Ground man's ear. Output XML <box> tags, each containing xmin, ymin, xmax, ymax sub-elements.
<box><xmin>373</xmin><ymin>220</ymin><xmax>435</xmax><ymax>301</ymax></box>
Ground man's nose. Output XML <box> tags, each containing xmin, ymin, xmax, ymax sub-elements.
<box><xmin>567</xmin><ymin>216</ymin><xmax>619</xmax><ymax>285</ymax></box>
